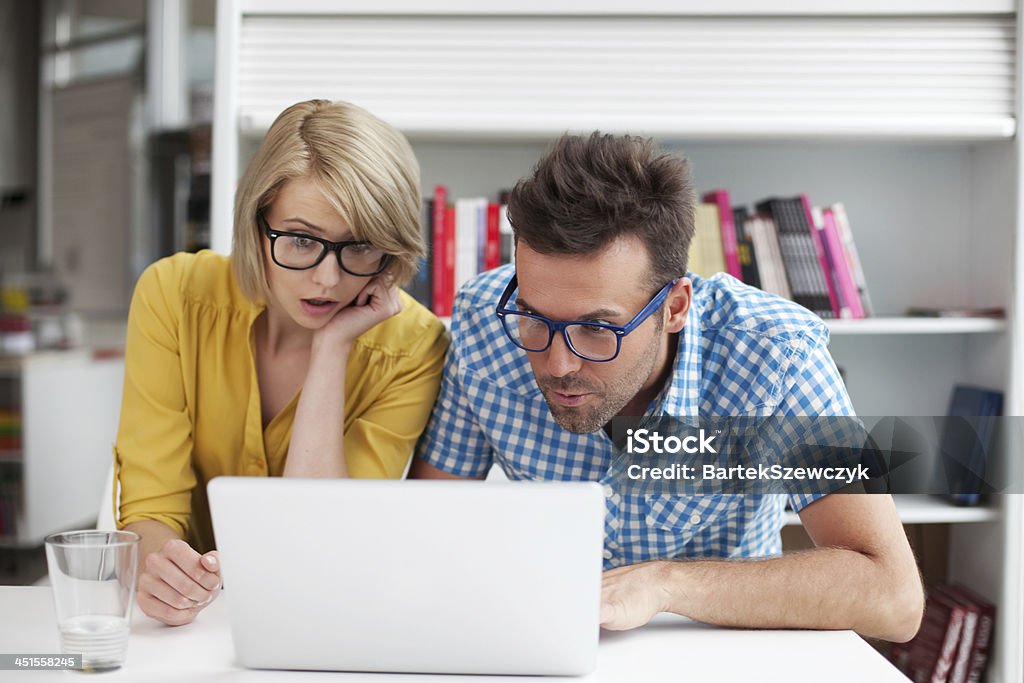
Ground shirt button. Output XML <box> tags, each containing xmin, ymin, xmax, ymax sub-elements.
<box><xmin>603</xmin><ymin>549</ymin><xmax>613</xmax><ymax>560</ymax></box>
<box><xmin>689</xmin><ymin>513</ymin><xmax>702</xmax><ymax>525</ymax></box>
<box><xmin>604</xmin><ymin>486</ymin><xmax>614</xmax><ymax>499</ymax></box>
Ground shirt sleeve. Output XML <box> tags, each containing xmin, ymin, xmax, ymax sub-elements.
<box><xmin>114</xmin><ymin>260</ymin><xmax>196</xmax><ymax>539</ymax></box>
<box><xmin>778</xmin><ymin>338</ymin><xmax>858</xmax><ymax>512</ymax></box>
<box><xmin>413</xmin><ymin>290</ymin><xmax>496</xmax><ymax>478</ymax></box>
<box><xmin>344</xmin><ymin>319</ymin><xmax>449</xmax><ymax>479</ymax></box>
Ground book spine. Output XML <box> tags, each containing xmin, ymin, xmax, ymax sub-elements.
<box><xmin>485</xmin><ymin>202</ymin><xmax>501</xmax><ymax>270</ymax></box>
<box><xmin>431</xmin><ymin>185</ymin><xmax>448</xmax><ymax>316</ymax></box>
<box><xmin>443</xmin><ymin>205</ymin><xmax>456</xmax><ymax>317</ymax></box>
<box><xmin>800</xmin><ymin>194</ymin><xmax>841</xmax><ymax>318</ymax></box>
<box><xmin>830</xmin><ymin>202</ymin><xmax>875</xmax><ymax>317</ymax></box>
<box><xmin>822</xmin><ymin>208</ymin><xmax>865</xmax><ymax>318</ymax></box>
<box><xmin>702</xmin><ymin>189</ymin><xmax>743</xmax><ymax>279</ymax></box>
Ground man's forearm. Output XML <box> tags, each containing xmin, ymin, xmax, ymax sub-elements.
<box><xmin>656</xmin><ymin>547</ymin><xmax>922</xmax><ymax>641</ymax></box>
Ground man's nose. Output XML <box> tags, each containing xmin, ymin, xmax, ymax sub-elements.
<box><xmin>544</xmin><ymin>330</ymin><xmax>584</xmax><ymax>378</ymax></box>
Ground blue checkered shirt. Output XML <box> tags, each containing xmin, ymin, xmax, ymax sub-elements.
<box><xmin>415</xmin><ymin>265</ymin><xmax>855</xmax><ymax>568</ymax></box>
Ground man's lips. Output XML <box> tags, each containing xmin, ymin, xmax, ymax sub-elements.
<box><xmin>549</xmin><ymin>390</ymin><xmax>593</xmax><ymax>407</ymax></box>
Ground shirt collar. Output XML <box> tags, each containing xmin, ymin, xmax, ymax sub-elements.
<box><xmin>647</xmin><ymin>296</ymin><xmax>702</xmax><ymax>420</ymax></box>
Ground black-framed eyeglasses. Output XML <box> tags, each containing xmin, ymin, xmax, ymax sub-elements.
<box><xmin>495</xmin><ymin>274</ymin><xmax>679</xmax><ymax>363</ymax></box>
<box><xmin>258</xmin><ymin>213</ymin><xmax>390</xmax><ymax>277</ymax></box>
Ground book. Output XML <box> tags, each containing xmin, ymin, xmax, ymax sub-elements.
<box><xmin>819</xmin><ymin>207</ymin><xmax>865</xmax><ymax>318</ymax></box>
<box><xmin>800</xmin><ymin>195</ymin><xmax>841</xmax><ymax>317</ymax></box>
<box><xmin>936</xmin><ymin>385</ymin><xmax>1003</xmax><ymax>506</ymax></box>
<box><xmin>689</xmin><ymin>203</ymin><xmax>727</xmax><ymax>277</ymax></box>
<box><xmin>932</xmin><ymin>585</ymin><xmax>981</xmax><ymax>683</ymax></box>
<box><xmin>829</xmin><ymin>202</ymin><xmax>875</xmax><ymax>317</ymax></box>
<box><xmin>903</xmin><ymin>587</ymin><xmax>967</xmax><ymax>683</ymax></box>
<box><xmin>484</xmin><ymin>202</ymin><xmax>501</xmax><ymax>271</ymax></box>
<box><xmin>944</xmin><ymin>584</ymin><xmax>995</xmax><ymax>683</ymax></box>
<box><xmin>733</xmin><ymin>206</ymin><xmax>761</xmax><ymax>289</ymax></box>
<box><xmin>755</xmin><ymin>197</ymin><xmax>834</xmax><ymax>318</ymax></box>
<box><xmin>745</xmin><ymin>213</ymin><xmax>791</xmax><ymax>300</ymax></box>
<box><xmin>701</xmin><ymin>189</ymin><xmax>743</xmax><ymax>280</ymax></box>
<box><xmin>405</xmin><ymin>197</ymin><xmax>434</xmax><ymax>307</ymax></box>
<box><xmin>431</xmin><ymin>185</ymin><xmax>450</xmax><ymax>316</ymax></box>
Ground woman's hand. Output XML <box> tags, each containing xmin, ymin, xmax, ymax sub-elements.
<box><xmin>136</xmin><ymin>539</ymin><xmax>222</xmax><ymax>626</ymax></box>
<box><xmin>312</xmin><ymin>276</ymin><xmax>404</xmax><ymax>353</ymax></box>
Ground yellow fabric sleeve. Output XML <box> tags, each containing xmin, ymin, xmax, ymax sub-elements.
<box><xmin>345</xmin><ymin>314</ymin><xmax>449</xmax><ymax>479</ymax></box>
<box><xmin>114</xmin><ymin>260</ymin><xmax>196</xmax><ymax>539</ymax></box>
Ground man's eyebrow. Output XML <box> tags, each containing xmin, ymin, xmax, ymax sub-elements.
<box><xmin>515</xmin><ymin>296</ymin><xmax>621</xmax><ymax>321</ymax></box>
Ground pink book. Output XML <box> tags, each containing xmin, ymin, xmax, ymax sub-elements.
<box><xmin>822</xmin><ymin>208</ymin><xmax>865</xmax><ymax>318</ymax></box>
<box><xmin>702</xmin><ymin>189</ymin><xmax>743</xmax><ymax>280</ymax></box>
<box><xmin>799</xmin><ymin>194</ymin><xmax>841</xmax><ymax>318</ymax></box>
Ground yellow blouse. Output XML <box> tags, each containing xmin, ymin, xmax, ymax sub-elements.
<box><xmin>114</xmin><ymin>251</ymin><xmax>448</xmax><ymax>552</ymax></box>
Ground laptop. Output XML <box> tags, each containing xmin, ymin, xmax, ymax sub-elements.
<box><xmin>207</xmin><ymin>477</ymin><xmax>605</xmax><ymax>675</ymax></box>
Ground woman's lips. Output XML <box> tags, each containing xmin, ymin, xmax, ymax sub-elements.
<box><xmin>300</xmin><ymin>298</ymin><xmax>339</xmax><ymax>316</ymax></box>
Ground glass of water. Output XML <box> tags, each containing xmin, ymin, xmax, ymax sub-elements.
<box><xmin>44</xmin><ymin>530</ymin><xmax>140</xmax><ymax>672</ymax></box>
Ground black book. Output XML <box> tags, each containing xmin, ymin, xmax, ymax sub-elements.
<box><xmin>733</xmin><ymin>206</ymin><xmax>760</xmax><ymax>289</ymax></box>
<box><xmin>405</xmin><ymin>197</ymin><xmax>434</xmax><ymax>308</ymax></box>
<box><xmin>755</xmin><ymin>197</ymin><xmax>834</xmax><ymax>318</ymax></box>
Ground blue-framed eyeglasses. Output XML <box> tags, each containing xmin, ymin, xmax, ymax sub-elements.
<box><xmin>495</xmin><ymin>274</ymin><xmax>679</xmax><ymax>362</ymax></box>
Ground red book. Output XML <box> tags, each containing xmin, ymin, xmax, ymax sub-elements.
<box><xmin>942</xmin><ymin>585</ymin><xmax>995</xmax><ymax>683</ymax></box>
<box><xmin>484</xmin><ymin>202</ymin><xmax>501</xmax><ymax>271</ymax></box>
<box><xmin>701</xmin><ymin>189</ymin><xmax>742</xmax><ymax>280</ymax></box>
<box><xmin>799</xmin><ymin>194</ymin><xmax>841</xmax><ymax>318</ymax></box>
<box><xmin>442</xmin><ymin>205</ymin><xmax>456</xmax><ymax>317</ymax></box>
<box><xmin>905</xmin><ymin>588</ymin><xmax>967</xmax><ymax>683</ymax></box>
<box><xmin>431</xmin><ymin>185</ymin><xmax>448</xmax><ymax>316</ymax></box>
<box><xmin>932</xmin><ymin>585</ymin><xmax>981</xmax><ymax>683</ymax></box>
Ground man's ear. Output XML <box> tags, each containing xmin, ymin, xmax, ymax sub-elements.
<box><xmin>664</xmin><ymin>278</ymin><xmax>692</xmax><ymax>334</ymax></box>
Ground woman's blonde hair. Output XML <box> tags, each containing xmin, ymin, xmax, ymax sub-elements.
<box><xmin>231</xmin><ymin>99</ymin><xmax>423</xmax><ymax>301</ymax></box>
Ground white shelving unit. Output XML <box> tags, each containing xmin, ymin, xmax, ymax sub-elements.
<box><xmin>0</xmin><ymin>351</ymin><xmax>124</xmax><ymax>547</ymax></box>
<box><xmin>213</xmin><ymin>3</ymin><xmax>1023</xmax><ymax>680</ymax></box>
<box><xmin>826</xmin><ymin>317</ymin><xmax>1007</xmax><ymax>336</ymax></box>
<box><xmin>785</xmin><ymin>496</ymin><xmax>1001</xmax><ymax>526</ymax></box>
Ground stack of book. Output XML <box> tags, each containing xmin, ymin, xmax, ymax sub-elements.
<box><xmin>407</xmin><ymin>185</ymin><xmax>511</xmax><ymax>317</ymax></box>
<box><xmin>406</xmin><ymin>185</ymin><xmax>877</xmax><ymax>322</ymax></box>
<box><xmin>690</xmin><ymin>189</ymin><xmax>873</xmax><ymax>320</ymax></box>
<box><xmin>890</xmin><ymin>583</ymin><xmax>995</xmax><ymax>683</ymax></box>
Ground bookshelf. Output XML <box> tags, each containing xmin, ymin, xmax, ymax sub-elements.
<box><xmin>213</xmin><ymin>3</ymin><xmax>1023</xmax><ymax>681</ymax></box>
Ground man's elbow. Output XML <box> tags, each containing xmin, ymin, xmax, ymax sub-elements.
<box><xmin>874</xmin><ymin>570</ymin><xmax>925</xmax><ymax>643</ymax></box>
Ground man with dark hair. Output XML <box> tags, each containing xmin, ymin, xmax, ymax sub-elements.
<box><xmin>411</xmin><ymin>133</ymin><xmax>923</xmax><ymax>642</ymax></box>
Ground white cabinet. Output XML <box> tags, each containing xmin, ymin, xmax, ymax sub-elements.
<box><xmin>0</xmin><ymin>352</ymin><xmax>124</xmax><ymax>547</ymax></box>
<box><xmin>213</xmin><ymin>3</ymin><xmax>1023</xmax><ymax>680</ymax></box>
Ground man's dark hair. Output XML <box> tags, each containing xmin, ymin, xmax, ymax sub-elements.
<box><xmin>507</xmin><ymin>132</ymin><xmax>696</xmax><ymax>291</ymax></box>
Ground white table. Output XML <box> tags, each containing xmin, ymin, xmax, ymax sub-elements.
<box><xmin>0</xmin><ymin>586</ymin><xmax>909</xmax><ymax>682</ymax></box>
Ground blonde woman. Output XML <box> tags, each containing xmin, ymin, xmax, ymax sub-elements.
<box><xmin>114</xmin><ymin>100</ymin><xmax>447</xmax><ymax>626</ymax></box>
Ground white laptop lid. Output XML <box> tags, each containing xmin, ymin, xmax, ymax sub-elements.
<box><xmin>207</xmin><ymin>477</ymin><xmax>605</xmax><ymax>675</ymax></box>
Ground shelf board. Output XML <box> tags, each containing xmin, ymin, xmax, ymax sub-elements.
<box><xmin>785</xmin><ymin>495</ymin><xmax>999</xmax><ymax>526</ymax></box>
<box><xmin>826</xmin><ymin>317</ymin><xmax>1006</xmax><ymax>335</ymax></box>
<box><xmin>0</xmin><ymin>450</ymin><xmax>22</xmax><ymax>463</ymax></box>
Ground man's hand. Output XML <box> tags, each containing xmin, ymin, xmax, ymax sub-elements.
<box><xmin>137</xmin><ymin>539</ymin><xmax>222</xmax><ymax>626</ymax></box>
<box><xmin>600</xmin><ymin>561</ymin><xmax>672</xmax><ymax>631</ymax></box>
